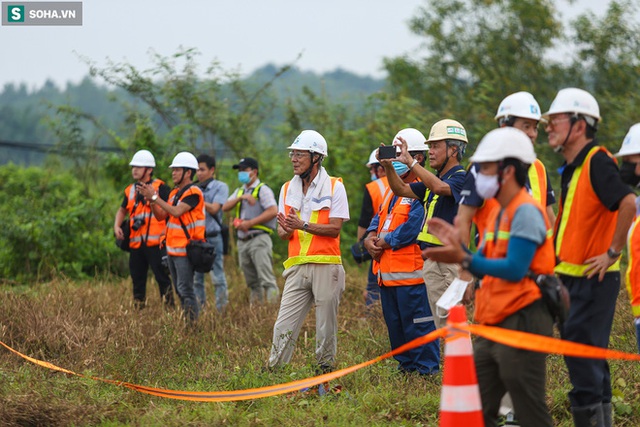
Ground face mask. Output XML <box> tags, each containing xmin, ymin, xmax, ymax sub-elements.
<box><xmin>620</xmin><ymin>161</ymin><xmax>640</xmax><ymax>188</ymax></box>
<box><xmin>238</xmin><ymin>171</ymin><xmax>251</xmax><ymax>184</ymax></box>
<box><xmin>370</xmin><ymin>173</ymin><xmax>378</xmax><ymax>181</ymax></box>
<box><xmin>392</xmin><ymin>161</ymin><xmax>409</xmax><ymax>177</ymax></box>
<box><xmin>475</xmin><ymin>172</ymin><xmax>500</xmax><ymax>199</ymax></box>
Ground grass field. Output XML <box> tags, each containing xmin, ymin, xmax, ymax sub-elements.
<box><xmin>1</xmin><ymin>260</ymin><xmax>640</xmax><ymax>426</ymax></box>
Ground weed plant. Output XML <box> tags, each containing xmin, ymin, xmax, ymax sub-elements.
<box><xmin>1</xmin><ymin>260</ymin><xmax>639</xmax><ymax>426</ymax></box>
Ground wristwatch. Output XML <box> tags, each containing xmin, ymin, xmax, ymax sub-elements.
<box><xmin>150</xmin><ymin>193</ymin><xmax>158</xmax><ymax>203</ymax></box>
<box><xmin>461</xmin><ymin>254</ymin><xmax>473</xmax><ymax>271</ymax></box>
<box><xmin>607</xmin><ymin>247</ymin><xmax>622</xmax><ymax>259</ymax></box>
<box><xmin>302</xmin><ymin>221</ymin><xmax>309</xmax><ymax>231</ymax></box>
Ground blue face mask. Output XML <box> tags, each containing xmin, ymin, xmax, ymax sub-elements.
<box><xmin>392</xmin><ymin>161</ymin><xmax>409</xmax><ymax>177</ymax></box>
<box><xmin>238</xmin><ymin>171</ymin><xmax>251</xmax><ymax>184</ymax></box>
<box><xmin>370</xmin><ymin>173</ymin><xmax>378</xmax><ymax>181</ymax></box>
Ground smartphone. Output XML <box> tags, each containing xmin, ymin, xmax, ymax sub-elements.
<box><xmin>378</xmin><ymin>145</ymin><xmax>398</xmax><ymax>160</ymax></box>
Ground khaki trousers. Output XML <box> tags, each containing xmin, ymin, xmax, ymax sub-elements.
<box><xmin>269</xmin><ymin>263</ymin><xmax>345</xmax><ymax>368</ymax></box>
<box><xmin>422</xmin><ymin>258</ymin><xmax>459</xmax><ymax>329</ymax></box>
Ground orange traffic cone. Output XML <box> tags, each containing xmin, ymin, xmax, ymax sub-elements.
<box><xmin>439</xmin><ymin>304</ymin><xmax>484</xmax><ymax>426</ymax></box>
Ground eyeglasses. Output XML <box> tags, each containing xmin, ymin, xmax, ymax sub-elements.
<box><xmin>546</xmin><ymin>116</ymin><xmax>572</xmax><ymax>128</ymax></box>
<box><xmin>288</xmin><ymin>151</ymin><xmax>308</xmax><ymax>159</ymax></box>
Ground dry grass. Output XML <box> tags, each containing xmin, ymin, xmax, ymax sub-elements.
<box><xmin>1</xmin><ymin>260</ymin><xmax>640</xmax><ymax>426</ymax></box>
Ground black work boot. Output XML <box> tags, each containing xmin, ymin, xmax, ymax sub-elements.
<box><xmin>571</xmin><ymin>403</ymin><xmax>604</xmax><ymax>427</ymax></box>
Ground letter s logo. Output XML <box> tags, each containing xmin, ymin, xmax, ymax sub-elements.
<box><xmin>11</xmin><ymin>7</ymin><xmax>22</xmax><ymax>21</ymax></box>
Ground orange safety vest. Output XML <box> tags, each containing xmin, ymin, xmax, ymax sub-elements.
<box><xmin>554</xmin><ymin>146</ymin><xmax>620</xmax><ymax>276</ymax></box>
<box><xmin>372</xmin><ymin>188</ymin><xmax>424</xmax><ymax>287</ymax></box>
<box><xmin>125</xmin><ymin>179</ymin><xmax>167</xmax><ymax>249</ymax></box>
<box><xmin>282</xmin><ymin>177</ymin><xmax>342</xmax><ymax>269</ymax></box>
<box><xmin>473</xmin><ymin>159</ymin><xmax>549</xmax><ymax>244</ymax></box>
<box><xmin>474</xmin><ymin>188</ymin><xmax>555</xmax><ymax>325</ymax></box>
<box><xmin>165</xmin><ymin>185</ymin><xmax>205</xmax><ymax>257</ymax></box>
<box><xmin>626</xmin><ymin>215</ymin><xmax>640</xmax><ymax>317</ymax></box>
<box><xmin>365</xmin><ymin>176</ymin><xmax>389</xmax><ymax>216</ymax></box>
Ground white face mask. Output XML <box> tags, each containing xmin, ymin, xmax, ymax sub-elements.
<box><xmin>475</xmin><ymin>172</ymin><xmax>500</xmax><ymax>199</ymax></box>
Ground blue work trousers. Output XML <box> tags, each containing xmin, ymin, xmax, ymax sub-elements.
<box><xmin>379</xmin><ymin>283</ymin><xmax>439</xmax><ymax>374</ymax></box>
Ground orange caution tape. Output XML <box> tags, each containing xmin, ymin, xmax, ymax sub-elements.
<box><xmin>0</xmin><ymin>328</ymin><xmax>448</xmax><ymax>402</ymax></box>
<box><xmin>461</xmin><ymin>323</ymin><xmax>640</xmax><ymax>361</ymax></box>
<box><xmin>3</xmin><ymin>322</ymin><xmax>640</xmax><ymax>403</ymax></box>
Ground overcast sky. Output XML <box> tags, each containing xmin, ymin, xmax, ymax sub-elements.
<box><xmin>0</xmin><ymin>0</ymin><xmax>620</xmax><ymax>89</ymax></box>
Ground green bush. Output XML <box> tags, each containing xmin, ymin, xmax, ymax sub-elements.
<box><xmin>0</xmin><ymin>164</ymin><xmax>124</xmax><ymax>281</ymax></box>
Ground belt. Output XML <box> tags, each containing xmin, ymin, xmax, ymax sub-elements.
<box><xmin>238</xmin><ymin>232</ymin><xmax>265</xmax><ymax>242</ymax></box>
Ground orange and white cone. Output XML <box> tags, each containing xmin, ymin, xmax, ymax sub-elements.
<box><xmin>439</xmin><ymin>304</ymin><xmax>484</xmax><ymax>426</ymax></box>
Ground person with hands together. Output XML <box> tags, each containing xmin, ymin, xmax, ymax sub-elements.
<box><xmin>269</xmin><ymin>130</ymin><xmax>349</xmax><ymax>374</ymax></box>
<box><xmin>138</xmin><ymin>151</ymin><xmax>205</xmax><ymax>326</ymax></box>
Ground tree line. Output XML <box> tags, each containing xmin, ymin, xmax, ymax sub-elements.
<box><xmin>1</xmin><ymin>0</ymin><xmax>639</xmax><ymax>281</ymax></box>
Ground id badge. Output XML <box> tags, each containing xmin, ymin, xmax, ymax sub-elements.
<box><xmin>382</xmin><ymin>215</ymin><xmax>393</xmax><ymax>232</ymax></box>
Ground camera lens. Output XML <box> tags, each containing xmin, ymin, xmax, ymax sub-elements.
<box><xmin>131</xmin><ymin>218</ymin><xmax>145</xmax><ymax>231</ymax></box>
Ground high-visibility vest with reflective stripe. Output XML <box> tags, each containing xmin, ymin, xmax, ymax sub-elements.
<box><xmin>365</xmin><ymin>176</ymin><xmax>389</xmax><ymax>216</ymax></box>
<box><xmin>474</xmin><ymin>188</ymin><xmax>555</xmax><ymax>325</ymax></box>
<box><xmin>626</xmin><ymin>216</ymin><xmax>640</xmax><ymax>317</ymax></box>
<box><xmin>372</xmin><ymin>188</ymin><xmax>424</xmax><ymax>287</ymax></box>
<box><xmin>125</xmin><ymin>179</ymin><xmax>167</xmax><ymax>249</ymax></box>
<box><xmin>234</xmin><ymin>183</ymin><xmax>273</xmax><ymax>234</ymax></box>
<box><xmin>554</xmin><ymin>146</ymin><xmax>620</xmax><ymax>276</ymax></box>
<box><xmin>166</xmin><ymin>185</ymin><xmax>205</xmax><ymax>257</ymax></box>
<box><xmin>528</xmin><ymin>159</ymin><xmax>548</xmax><ymax>207</ymax></box>
<box><xmin>282</xmin><ymin>177</ymin><xmax>342</xmax><ymax>269</ymax></box>
<box><xmin>417</xmin><ymin>168</ymin><xmax>466</xmax><ymax>245</ymax></box>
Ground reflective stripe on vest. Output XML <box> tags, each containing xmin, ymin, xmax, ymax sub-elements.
<box><xmin>166</xmin><ymin>185</ymin><xmax>205</xmax><ymax>257</ymax></box>
<box><xmin>373</xmin><ymin>187</ymin><xmax>424</xmax><ymax>287</ymax></box>
<box><xmin>528</xmin><ymin>159</ymin><xmax>547</xmax><ymax>207</ymax></box>
<box><xmin>474</xmin><ymin>188</ymin><xmax>555</xmax><ymax>325</ymax></box>
<box><xmin>282</xmin><ymin>177</ymin><xmax>342</xmax><ymax>269</ymax></box>
<box><xmin>234</xmin><ymin>183</ymin><xmax>273</xmax><ymax>234</ymax></box>
<box><xmin>417</xmin><ymin>169</ymin><xmax>466</xmax><ymax>245</ymax></box>
<box><xmin>125</xmin><ymin>179</ymin><xmax>167</xmax><ymax>248</ymax></box>
<box><xmin>554</xmin><ymin>146</ymin><xmax>620</xmax><ymax>276</ymax></box>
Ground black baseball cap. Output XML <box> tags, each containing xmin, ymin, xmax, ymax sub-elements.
<box><xmin>232</xmin><ymin>157</ymin><xmax>259</xmax><ymax>170</ymax></box>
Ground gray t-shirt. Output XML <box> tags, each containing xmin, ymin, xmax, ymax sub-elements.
<box><xmin>229</xmin><ymin>179</ymin><xmax>277</xmax><ymax>238</ymax></box>
<box><xmin>201</xmin><ymin>179</ymin><xmax>229</xmax><ymax>234</ymax></box>
<box><xmin>510</xmin><ymin>203</ymin><xmax>547</xmax><ymax>245</ymax></box>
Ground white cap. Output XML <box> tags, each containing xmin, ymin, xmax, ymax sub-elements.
<box><xmin>392</xmin><ymin>128</ymin><xmax>428</xmax><ymax>152</ymax></box>
<box><xmin>615</xmin><ymin>124</ymin><xmax>640</xmax><ymax>157</ymax></box>
<box><xmin>287</xmin><ymin>130</ymin><xmax>328</xmax><ymax>157</ymax></box>
<box><xmin>470</xmin><ymin>127</ymin><xmax>536</xmax><ymax>164</ymax></box>
<box><xmin>542</xmin><ymin>88</ymin><xmax>601</xmax><ymax>127</ymax></box>
<box><xmin>129</xmin><ymin>149</ymin><xmax>156</xmax><ymax>167</ymax></box>
<box><xmin>366</xmin><ymin>149</ymin><xmax>380</xmax><ymax>166</ymax></box>
<box><xmin>169</xmin><ymin>152</ymin><xmax>198</xmax><ymax>169</ymax></box>
<box><xmin>495</xmin><ymin>91</ymin><xmax>542</xmax><ymax>122</ymax></box>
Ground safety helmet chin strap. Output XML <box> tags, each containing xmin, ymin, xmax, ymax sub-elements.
<box><xmin>554</xmin><ymin>115</ymin><xmax>578</xmax><ymax>153</ymax></box>
<box><xmin>300</xmin><ymin>151</ymin><xmax>323</xmax><ymax>182</ymax></box>
<box><xmin>175</xmin><ymin>168</ymin><xmax>188</xmax><ymax>187</ymax></box>
<box><xmin>437</xmin><ymin>142</ymin><xmax>459</xmax><ymax>176</ymax></box>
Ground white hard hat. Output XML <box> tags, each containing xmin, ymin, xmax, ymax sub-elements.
<box><xmin>129</xmin><ymin>149</ymin><xmax>156</xmax><ymax>167</ymax></box>
<box><xmin>542</xmin><ymin>88</ymin><xmax>601</xmax><ymax>126</ymax></box>
<box><xmin>392</xmin><ymin>128</ymin><xmax>429</xmax><ymax>152</ymax></box>
<box><xmin>615</xmin><ymin>124</ymin><xmax>640</xmax><ymax>157</ymax></box>
<box><xmin>287</xmin><ymin>130</ymin><xmax>328</xmax><ymax>157</ymax></box>
<box><xmin>366</xmin><ymin>149</ymin><xmax>380</xmax><ymax>166</ymax></box>
<box><xmin>495</xmin><ymin>91</ymin><xmax>542</xmax><ymax>122</ymax></box>
<box><xmin>169</xmin><ymin>151</ymin><xmax>198</xmax><ymax>169</ymax></box>
<box><xmin>470</xmin><ymin>127</ymin><xmax>536</xmax><ymax>164</ymax></box>
<box><xmin>427</xmin><ymin>119</ymin><xmax>468</xmax><ymax>144</ymax></box>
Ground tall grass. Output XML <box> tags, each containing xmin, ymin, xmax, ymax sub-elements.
<box><xmin>1</xmin><ymin>260</ymin><xmax>639</xmax><ymax>426</ymax></box>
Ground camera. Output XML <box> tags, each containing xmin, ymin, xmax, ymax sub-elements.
<box><xmin>131</xmin><ymin>217</ymin><xmax>145</xmax><ymax>231</ymax></box>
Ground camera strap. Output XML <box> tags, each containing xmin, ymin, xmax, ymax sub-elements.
<box><xmin>172</xmin><ymin>183</ymin><xmax>195</xmax><ymax>241</ymax></box>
